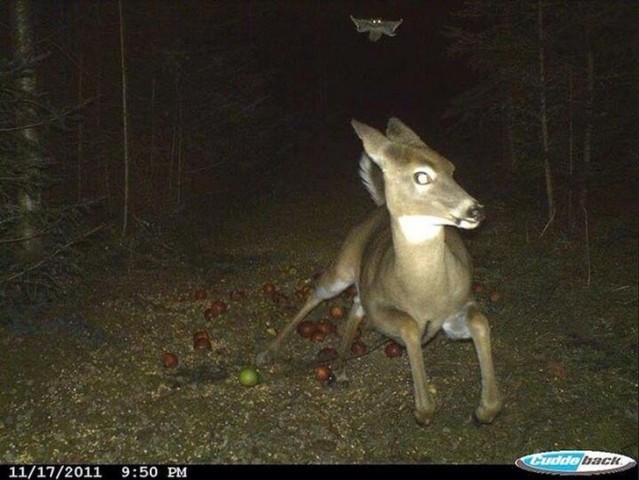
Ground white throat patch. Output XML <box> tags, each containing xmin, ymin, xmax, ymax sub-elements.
<box><xmin>397</xmin><ymin>215</ymin><xmax>444</xmax><ymax>244</ymax></box>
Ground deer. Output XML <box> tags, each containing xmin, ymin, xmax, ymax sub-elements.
<box><xmin>257</xmin><ymin>118</ymin><xmax>502</xmax><ymax>426</ymax></box>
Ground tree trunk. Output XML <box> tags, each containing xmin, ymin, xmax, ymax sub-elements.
<box><xmin>150</xmin><ymin>77</ymin><xmax>156</xmax><ymax>156</ymax></box>
<box><xmin>503</xmin><ymin>89</ymin><xmax>517</xmax><ymax>175</ymax></box>
<box><xmin>315</xmin><ymin>0</ymin><xmax>327</xmax><ymax>137</ymax></box>
<box><xmin>581</xmin><ymin>47</ymin><xmax>594</xmax><ymax>287</ymax></box>
<box><xmin>538</xmin><ymin>0</ymin><xmax>555</xmax><ymax>226</ymax></box>
<box><xmin>10</xmin><ymin>0</ymin><xmax>42</xmax><ymax>260</ymax></box>
<box><xmin>176</xmin><ymin>74</ymin><xmax>183</xmax><ymax>207</ymax></box>
<box><xmin>580</xmin><ymin>48</ymin><xmax>594</xmax><ymax>213</ymax></box>
<box><xmin>76</xmin><ymin>53</ymin><xmax>84</xmax><ymax>203</ymax></box>
<box><xmin>567</xmin><ymin>65</ymin><xmax>575</xmax><ymax>229</ymax></box>
<box><xmin>118</xmin><ymin>0</ymin><xmax>130</xmax><ymax>236</ymax></box>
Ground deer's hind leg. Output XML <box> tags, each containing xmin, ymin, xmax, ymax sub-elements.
<box><xmin>334</xmin><ymin>295</ymin><xmax>365</xmax><ymax>381</ymax></box>
<box><xmin>256</xmin><ymin>212</ymin><xmax>383</xmax><ymax>365</ymax></box>
<box><xmin>256</xmin><ymin>262</ymin><xmax>355</xmax><ymax>366</ymax></box>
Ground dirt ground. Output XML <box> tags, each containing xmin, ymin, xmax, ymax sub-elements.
<box><xmin>0</xmin><ymin>167</ymin><xmax>637</xmax><ymax>465</ymax></box>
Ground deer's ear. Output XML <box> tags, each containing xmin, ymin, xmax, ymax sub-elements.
<box><xmin>386</xmin><ymin>117</ymin><xmax>427</xmax><ymax>147</ymax></box>
<box><xmin>351</xmin><ymin>119</ymin><xmax>391</xmax><ymax>169</ymax></box>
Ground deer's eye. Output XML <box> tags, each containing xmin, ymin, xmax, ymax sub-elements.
<box><xmin>414</xmin><ymin>172</ymin><xmax>431</xmax><ymax>185</ymax></box>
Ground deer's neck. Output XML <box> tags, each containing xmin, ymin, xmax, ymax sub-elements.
<box><xmin>391</xmin><ymin>215</ymin><xmax>449</xmax><ymax>281</ymax></box>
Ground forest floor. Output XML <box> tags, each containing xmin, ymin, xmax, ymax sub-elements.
<box><xmin>0</xmin><ymin>159</ymin><xmax>637</xmax><ymax>465</ymax></box>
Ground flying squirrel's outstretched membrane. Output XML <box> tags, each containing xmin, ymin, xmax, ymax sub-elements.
<box><xmin>350</xmin><ymin>15</ymin><xmax>403</xmax><ymax>42</ymax></box>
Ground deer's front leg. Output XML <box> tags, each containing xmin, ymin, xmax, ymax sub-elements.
<box><xmin>375</xmin><ymin>307</ymin><xmax>435</xmax><ymax>426</ymax></box>
<box><xmin>334</xmin><ymin>297</ymin><xmax>365</xmax><ymax>382</ymax></box>
<box><xmin>467</xmin><ymin>305</ymin><xmax>502</xmax><ymax>424</ymax></box>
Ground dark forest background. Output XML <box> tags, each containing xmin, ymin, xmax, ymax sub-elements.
<box><xmin>1</xmin><ymin>0</ymin><xmax>637</xmax><ymax>307</ymax></box>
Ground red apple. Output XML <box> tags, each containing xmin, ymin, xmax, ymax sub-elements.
<box><xmin>351</xmin><ymin>341</ymin><xmax>367</xmax><ymax>357</ymax></box>
<box><xmin>229</xmin><ymin>289</ymin><xmax>246</xmax><ymax>301</ymax></box>
<box><xmin>205</xmin><ymin>300</ymin><xmax>228</xmax><ymax>320</ymax></box>
<box><xmin>193</xmin><ymin>330</ymin><xmax>209</xmax><ymax>343</ymax></box>
<box><xmin>262</xmin><ymin>282</ymin><xmax>277</xmax><ymax>296</ymax></box>
<box><xmin>162</xmin><ymin>352</ymin><xmax>178</xmax><ymax>368</ymax></box>
<box><xmin>296</xmin><ymin>320</ymin><xmax>316</xmax><ymax>338</ymax></box>
<box><xmin>310</xmin><ymin>329</ymin><xmax>326</xmax><ymax>343</ymax></box>
<box><xmin>489</xmin><ymin>290</ymin><xmax>502</xmax><ymax>303</ymax></box>
<box><xmin>193</xmin><ymin>337</ymin><xmax>212</xmax><ymax>350</ymax></box>
<box><xmin>316</xmin><ymin>347</ymin><xmax>338</xmax><ymax>362</ymax></box>
<box><xmin>384</xmin><ymin>341</ymin><xmax>403</xmax><ymax>358</ymax></box>
<box><xmin>316</xmin><ymin>319</ymin><xmax>336</xmax><ymax>336</ymax></box>
<box><xmin>341</xmin><ymin>285</ymin><xmax>357</xmax><ymax>300</ymax></box>
<box><xmin>329</xmin><ymin>306</ymin><xmax>345</xmax><ymax>320</ymax></box>
<box><xmin>315</xmin><ymin>365</ymin><xmax>332</xmax><ymax>382</ymax></box>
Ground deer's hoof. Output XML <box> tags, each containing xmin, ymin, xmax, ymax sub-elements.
<box><xmin>256</xmin><ymin>351</ymin><xmax>271</xmax><ymax>366</ymax></box>
<box><xmin>414</xmin><ymin>409</ymin><xmax>434</xmax><ymax>427</ymax></box>
<box><xmin>472</xmin><ymin>403</ymin><xmax>502</xmax><ymax>425</ymax></box>
<box><xmin>334</xmin><ymin>368</ymin><xmax>349</xmax><ymax>383</ymax></box>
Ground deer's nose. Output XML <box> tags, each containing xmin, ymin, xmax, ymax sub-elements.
<box><xmin>468</xmin><ymin>204</ymin><xmax>485</xmax><ymax>222</ymax></box>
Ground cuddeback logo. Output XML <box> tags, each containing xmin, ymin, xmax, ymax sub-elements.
<box><xmin>516</xmin><ymin>450</ymin><xmax>636</xmax><ymax>475</ymax></box>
